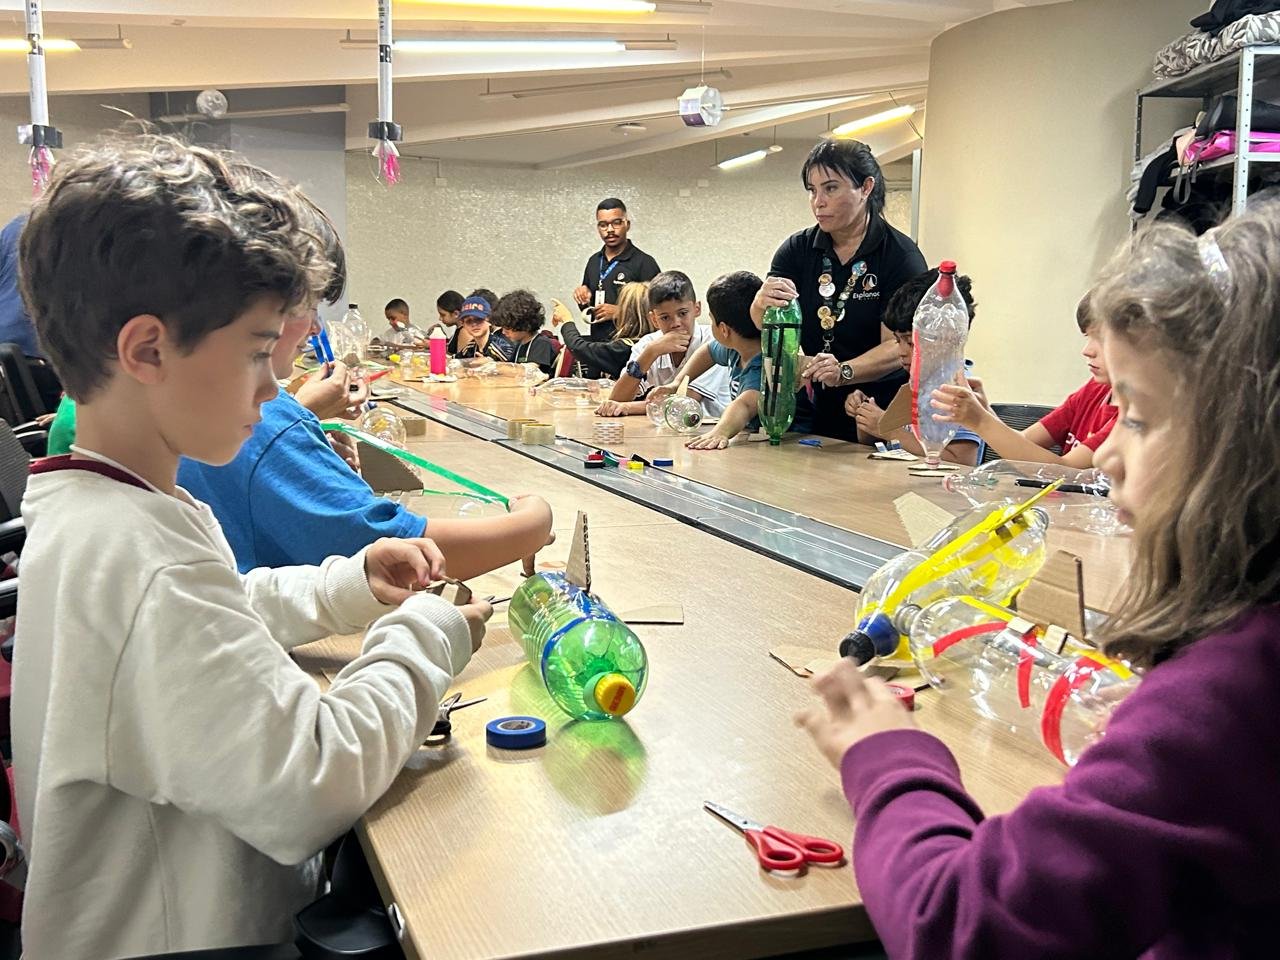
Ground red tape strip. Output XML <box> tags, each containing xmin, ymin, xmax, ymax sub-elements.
<box><xmin>931</xmin><ymin>621</ymin><xmax>1007</xmax><ymax>657</ymax></box>
<box><xmin>1017</xmin><ymin>628</ymin><xmax>1040</xmax><ymax>710</ymax></box>
<box><xmin>1041</xmin><ymin>655</ymin><xmax>1106</xmax><ymax>765</ymax></box>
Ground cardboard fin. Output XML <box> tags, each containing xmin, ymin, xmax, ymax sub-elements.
<box><xmin>357</xmin><ymin>442</ymin><xmax>422</xmax><ymax>495</ymax></box>
<box><xmin>893</xmin><ymin>491</ymin><xmax>957</xmax><ymax>548</ymax></box>
<box><xmin>1015</xmin><ymin>550</ymin><xmax>1088</xmax><ymax>642</ymax></box>
<box><xmin>877</xmin><ymin>383</ymin><xmax>914</xmax><ymax>435</ymax></box>
<box><xmin>565</xmin><ymin>511</ymin><xmax>591</xmax><ymax>592</ymax></box>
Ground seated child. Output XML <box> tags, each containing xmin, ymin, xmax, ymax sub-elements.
<box><xmin>490</xmin><ymin>290</ymin><xmax>560</xmax><ymax>376</ymax></box>
<box><xmin>379</xmin><ymin>297</ymin><xmax>423</xmax><ymax>346</ymax></box>
<box><xmin>447</xmin><ymin>294</ymin><xmax>505</xmax><ymax>361</ymax></box>
<box><xmin>845</xmin><ymin>268</ymin><xmax>984</xmax><ymax>466</ymax></box>
<box><xmin>794</xmin><ymin>208</ymin><xmax>1280</xmax><ymax>960</ymax></box>
<box><xmin>435</xmin><ymin>289</ymin><xmax>462</xmax><ymax>332</ymax></box>
<box><xmin>177</xmin><ymin>188</ymin><xmax>553</xmax><ymax>578</ymax></box>
<box><xmin>595</xmin><ymin>270</ymin><xmax>730</xmax><ymax>417</ymax></box>
<box><xmin>652</xmin><ymin>271</ymin><xmax>764</xmax><ymax>450</ymax></box>
<box><xmin>551</xmin><ymin>281</ymin><xmax>654</xmax><ymax>380</ymax></box>
<box><xmin>13</xmin><ymin>133</ymin><xmax>495</xmax><ymax>960</ymax></box>
<box><xmin>930</xmin><ymin>292</ymin><xmax>1116</xmax><ymax>467</ymax></box>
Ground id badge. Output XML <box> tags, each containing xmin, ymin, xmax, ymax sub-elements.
<box><xmin>594</xmin><ymin>288</ymin><xmax>605</xmax><ymax>307</ymax></box>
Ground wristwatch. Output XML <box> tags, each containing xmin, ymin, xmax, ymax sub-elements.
<box><xmin>839</xmin><ymin>362</ymin><xmax>855</xmax><ymax>382</ymax></box>
<box><xmin>625</xmin><ymin>359</ymin><xmax>646</xmax><ymax>380</ymax></box>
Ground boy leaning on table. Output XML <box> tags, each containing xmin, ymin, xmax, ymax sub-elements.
<box><xmin>12</xmin><ymin>132</ymin><xmax>494</xmax><ymax>960</ymax></box>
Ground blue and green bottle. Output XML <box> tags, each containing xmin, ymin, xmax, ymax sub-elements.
<box><xmin>507</xmin><ymin>572</ymin><xmax>648</xmax><ymax>721</ymax></box>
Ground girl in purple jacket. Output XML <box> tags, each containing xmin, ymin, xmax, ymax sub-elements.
<box><xmin>797</xmin><ymin>202</ymin><xmax>1280</xmax><ymax>959</ymax></box>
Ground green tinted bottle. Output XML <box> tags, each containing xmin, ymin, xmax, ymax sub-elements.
<box><xmin>507</xmin><ymin>572</ymin><xmax>648</xmax><ymax>721</ymax></box>
<box><xmin>760</xmin><ymin>299</ymin><xmax>802</xmax><ymax>445</ymax></box>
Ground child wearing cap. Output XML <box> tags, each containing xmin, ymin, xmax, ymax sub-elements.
<box><xmin>448</xmin><ymin>294</ymin><xmax>508</xmax><ymax>361</ymax></box>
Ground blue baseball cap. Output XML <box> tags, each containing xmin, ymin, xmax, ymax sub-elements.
<box><xmin>459</xmin><ymin>296</ymin><xmax>491</xmax><ymax>320</ymax></box>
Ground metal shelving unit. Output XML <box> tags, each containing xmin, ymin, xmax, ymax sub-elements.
<box><xmin>1136</xmin><ymin>44</ymin><xmax>1280</xmax><ymax>216</ymax></box>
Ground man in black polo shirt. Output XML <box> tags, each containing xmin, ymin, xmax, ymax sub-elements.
<box><xmin>572</xmin><ymin>198</ymin><xmax>662</xmax><ymax>340</ymax></box>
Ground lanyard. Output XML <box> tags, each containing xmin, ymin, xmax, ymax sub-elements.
<box><xmin>817</xmin><ymin>255</ymin><xmax>868</xmax><ymax>354</ymax></box>
<box><xmin>597</xmin><ymin>253</ymin><xmax>623</xmax><ymax>290</ymax></box>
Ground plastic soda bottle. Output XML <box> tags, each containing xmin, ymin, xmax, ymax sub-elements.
<box><xmin>840</xmin><ymin>498</ymin><xmax>1050</xmax><ymax>666</ymax></box>
<box><xmin>904</xmin><ymin>595</ymin><xmax>1138</xmax><ymax>765</ymax></box>
<box><xmin>910</xmin><ymin>262</ymin><xmax>969</xmax><ymax>466</ymax></box>
<box><xmin>760</xmin><ymin>299</ymin><xmax>803</xmax><ymax>445</ymax></box>
<box><xmin>358</xmin><ymin>402</ymin><xmax>407</xmax><ymax>448</ymax></box>
<box><xmin>507</xmin><ymin>571</ymin><xmax>648</xmax><ymax>720</ymax></box>
<box><xmin>340</xmin><ymin>303</ymin><xmax>372</xmax><ymax>363</ymax></box>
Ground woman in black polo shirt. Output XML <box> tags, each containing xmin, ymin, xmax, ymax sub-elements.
<box><xmin>752</xmin><ymin>138</ymin><xmax>925</xmax><ymax>441</ymax></box>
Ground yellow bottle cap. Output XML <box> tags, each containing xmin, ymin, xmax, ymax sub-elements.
<box><xmin>592</xmin><ymin>673</ymin><xmax>637</xmax><ymax>716</ymax></box>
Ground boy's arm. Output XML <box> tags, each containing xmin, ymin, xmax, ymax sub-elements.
<box><xmin>687</xmin><ymin>389</ymin><xmax>760</xmax><ymax>450</ymax></box>
<box><xmin>932</xmin><ymin>384</ymin><xmax>1097</xmax><ymax>468</ymax></box>
<box><xmin>669</xmin><ymin>342</ymin><xmax>715</xmax><ymax>385</ymax></box>
<box><xmin>407</xmin><ymin>494</ymin><xmax>553</xmax><ymax>583</ymax></box>
<box><xmin>112</xmin><ymin>561</ymin><xmax>479</xmax><ymax>866</ymax></box>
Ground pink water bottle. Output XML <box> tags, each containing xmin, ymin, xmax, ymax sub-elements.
<box><xmin>429</xmin><ymin>325</ymin><xmax>448</xmax><ymax>376</ymax></box>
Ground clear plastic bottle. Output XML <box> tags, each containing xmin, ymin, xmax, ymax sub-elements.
<box><xmin>339</xmin><ymin>303</ymin><xmax>372</xmax><ymax>363</ymax></box>
<box><xmin>530</xmin><ymin>377</ymin><xmax>603</xmax><ymax>408</ymax></box>
<box><xmin>903</xmin><ymin>595</ymin><xmax>1138</xmax><ymax>765</ymax></box>
<box><xmin>760</xmin><ymin>299</ymin><xmax>803</xmax><ymax>445</ymax></box>
<box><xmin>358</xmin><ymin>402</ymin><xmax>407</xmax><ymax>448</ymax></box>
<box><xmin>840</xmin><ymin>499</ymin><xmax>1049</xmax><ymax>665</ymax></box>
<box><xmin>507</xmin><ymin>572</ymin><xmax>648</xmax><ymax>720</ymax></box>
<box><xmin>910</xmin><ymin>262</ymin><xmax>969</xmax><ymax>466</ymax></box>
<box><xmin>646</xmin><ymin>395</ymin><xmax>703</xmax><ymax>434</ymax></box>
<box><xmin>944</xmin><ymin>460</ymin><xmax>1125</xmax><ymax>536</ymax></box>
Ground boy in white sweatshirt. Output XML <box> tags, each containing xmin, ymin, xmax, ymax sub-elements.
<box><xmin>12</xmin><ymin>134</ymin><xmax>494</xmax><ymax>960</ymax></box>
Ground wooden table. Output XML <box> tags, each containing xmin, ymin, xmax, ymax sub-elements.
<box><xmin>386</xmin><ymin>375</ymin><xmax>1132</xmax><ymax>613</ymax></box>
<box><xmin>295</xmin><ymin>426</ymin><xmax>1066</xmax><ymax>960</ymax></box>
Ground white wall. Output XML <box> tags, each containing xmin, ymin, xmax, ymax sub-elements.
<box><xmin>0</xmin><ymin>92</ymin><xmax>150</xmax><ymax>226</ymax></box>
<box><xmin>344</xmin><ymin>141</ymin><xmax>911</xmax><ymax>324</ymax></box>
<box><xmin>919</xmin><ymin>0</ymin><xmax>1205</xmax><ymax>405</ymax></box>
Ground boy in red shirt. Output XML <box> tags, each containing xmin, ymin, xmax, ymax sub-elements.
<box><xmin>931</xmin><ymin>293</ymin><xmax>1116</xmax><ymax>467</ymax></box>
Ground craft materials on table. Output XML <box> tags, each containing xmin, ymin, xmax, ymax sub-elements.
<box><xmin>486</xmin><ymin>717</ymin><xmax>547</xmax><ymax>750</ymax></box>
<box><xmin>703</xmin><ymin>801</ymin><xmax>844</xmax><ymax>875</ymax></box>
<box><xmin>424</xmin><ymin>692</ymin><xmax>487</xmax><ymax>746</ymax></box>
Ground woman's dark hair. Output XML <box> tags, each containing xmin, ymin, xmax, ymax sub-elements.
<box><xmin>801</xmin><ymin>139</ymin><xmax>886</xmax><ymax>220</ymax></box>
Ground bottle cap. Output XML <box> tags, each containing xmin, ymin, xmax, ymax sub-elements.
<box><xmin>591</xmin><ymin>673</ymin><xmax>637</xmax><ymax>716</ymax></box>
<box><xmin>939</xmin><ymin>260</ymin><xmax>957</xmax><ymax>274</ymax></box>
<box><xmin>886</xmin><ymin>683</ymin><xmax>915</xmax><ymax>711</ymax></box>
<box><xmin>838</xmin><ymin>613</ymin><xmax>900</xmax><ymax>664</ymax></box>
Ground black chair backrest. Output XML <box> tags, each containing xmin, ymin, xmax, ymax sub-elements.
<box><xmin>0</xmin><ymin>345</ymin><xmax>47</xmax><ymax>421</ymax></box>
<box><xmin>982</xmin><ymin>402</ymin><xmax>1059</xmax><ymax>464</ymax></box>
<box><xmin>0</xmin><ymin>423</ymin><xmax>29</xmax><ymax>524</ymax></box>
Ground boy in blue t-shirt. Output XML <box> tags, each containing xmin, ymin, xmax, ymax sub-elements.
<box><xmin>650</xmin><ymin>271</ymin><xmax>764</xmax><ymax>451</ymax></box>
<box><xmin>178</xmin><ymin>200</ymin><xmax>553</xmax><ymax>579</ymax></box>
<box><xmin>845</xmin><ymin>267</ymin><xmax>986</xmax><ymax>466</ymax></box>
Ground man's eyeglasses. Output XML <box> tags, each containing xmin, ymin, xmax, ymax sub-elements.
<box><xmin>597</xmin><ymin>218</ymin><xmax>626</xmax><ymax>231</ymax></box>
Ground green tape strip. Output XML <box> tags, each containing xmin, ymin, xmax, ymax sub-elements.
<box><xmin>321</xmin><ymin>422</ymin><xmax>510</xmax><ymax>508</ymax></box>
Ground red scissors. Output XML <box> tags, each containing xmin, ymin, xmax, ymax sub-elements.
<box><xmin>704</xmin><ymin>801</ymin><xmax>845</xmax><ymax>873</ymax></box>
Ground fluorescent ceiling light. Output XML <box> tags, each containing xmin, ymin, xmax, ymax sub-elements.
<box><xmin>395</xmin><ymin>38</ymin><xmax>624</xmax><ymax>53</ymax></box>
<box><xmin>73</xmin><ymin>37</ymin><xmax>131</xmax><ymax>50</ymax></box>
<box><xmin>481</xmin><ymin>67</ymin><xmax>727</xmax><ymax>101</ymax></box>
<box><xmin>405</xmin><ymin>0</ymin><xmax>656</xmax><ymax>12</ymax></box>
<box><xmin>830</xmin><ymin>104</ymin><xmax>916</xmax><ymax>138</ymax></box>
<box><xmin>715</xmin><ymin>143</ymin><xmax>782</xmax><ymax>171</ymax></box>
<box><xmin>0</xmin><ymin>38</ymin><xmax>79</xmax><ymax>52</ymax></box>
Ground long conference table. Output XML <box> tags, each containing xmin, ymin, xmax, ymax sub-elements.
<box><xmin>293</xmin><ymin>368</ymin><xmax>1133</xmax><ymax>960</ymax></box>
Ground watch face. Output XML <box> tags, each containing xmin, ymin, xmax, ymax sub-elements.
<box><xmin>840</xmin><ymin>364</ymin><xmax>854</xmax><ymax>381</ymax></box>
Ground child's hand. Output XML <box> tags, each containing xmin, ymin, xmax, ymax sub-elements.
<box><xmin>854</xmin><ymin>397</ymin><xmax>885</xmax><ymax>438</ymax></box>
<box><xmin>931</xmin><ymin>380</ymin><xmax>989</xmax><ymax>430</ymax></box>
<box><xmin>794</xmin><ymin>660</ymin><xmax>916</xmax><ymax>768</ymax></box>
<box><xmin>647</xmin><ymin>385</ymin><xmax>675</xmax><ymax>404</ymax></box>
<box><xmin>365</xmin><ymin>537</ymin><xmax>447</xmax><ymax>605</ymax></box>
<box><xmin>457</xmin><ymin>600</ymin><xmax>494</xmax><ymax>654</ymax></box>
<box><xmin>842</xmin><ymin>389</ymin><xmax>868</xmax><ymax>418</ymax></box>
<box><xmin>297</xmin><ymin>360</ymin><xmax>361</xmax><ymax>419</ymax></box>
<box><xmin>596</xmin><ymin>399</ymin><xmax>627</xmax><ymax>417</ymax></box>
<box><xmin>687</xmin><ymin>432</ymin><xmax>730</xmax><ymax>451</ymax></box>
<box><xmin>652</xmin><ymin>329</ymin><xmax>691</xmax><ymax>357</ymax></box>
<box><xmin>966</xmin><ymin>375</ymin><xmax>991</xmax><ymax>410</ymax></box>
<box><xmin>550</xmin><ymin>299</ymin><xmax>574</xmax><ymax>327</ymax></box>
<box><xmin>328</xmin><ymin>430</ymin><xmax>361</xmax><ymax>473</ymax></box>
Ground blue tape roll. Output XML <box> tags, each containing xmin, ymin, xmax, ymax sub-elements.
<box><xmin>486</xmin><ymin>716</ymin><xmax>547</xmax><ymax>750</ymax></box>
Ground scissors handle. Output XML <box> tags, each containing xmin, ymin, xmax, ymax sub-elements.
<box><xmin>765</xmin><ymin>826</ymin><xmax>844</xmax><ymax>865</ymax></box>
<box><xmin>744</xmin><ymin>828</ymin><xmax>806</xmax><ymax>872</ymax></box>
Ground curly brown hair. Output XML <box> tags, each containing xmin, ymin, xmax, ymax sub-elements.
<box><xmin>20</xmin><ymin>133</ymin><xmax>332</xmax><ymax>400</ymax></box>
<box><xmin>492</xmin><ymin>289</ymin><xmax>545</xmax><ymax>334</ymax></box>
<box><xmin>1091</xmin><ymin>199</ymin><xmax>1280</xmax><ymax>668</ymax></box>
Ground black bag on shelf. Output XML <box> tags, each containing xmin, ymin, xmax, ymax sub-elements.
<box><xmin>1191</xmin><ymin>1</ymin><xmax>1280</xmax><ymax>37</ymax></box>
<box><xmin>1195</xmin><ymin>94</ymin><xmax>1280</xmax><ymax>137</ymax></box>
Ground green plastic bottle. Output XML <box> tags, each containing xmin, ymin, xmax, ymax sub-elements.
<box><xmin>760</xmin><ymin>299</ymin><xmax>802</xmax><ymax>445</ymax></box>
<box><xmin>507</xmin><ymin>572</ymin><xmax>648</xmax><ymax>721</ymax></box>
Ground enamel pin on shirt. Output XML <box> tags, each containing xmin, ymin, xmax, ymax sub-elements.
<box><xmin>818</xmin><ymin>257</ymin><xmax>867</xmax><ymax>352</ymax></box>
